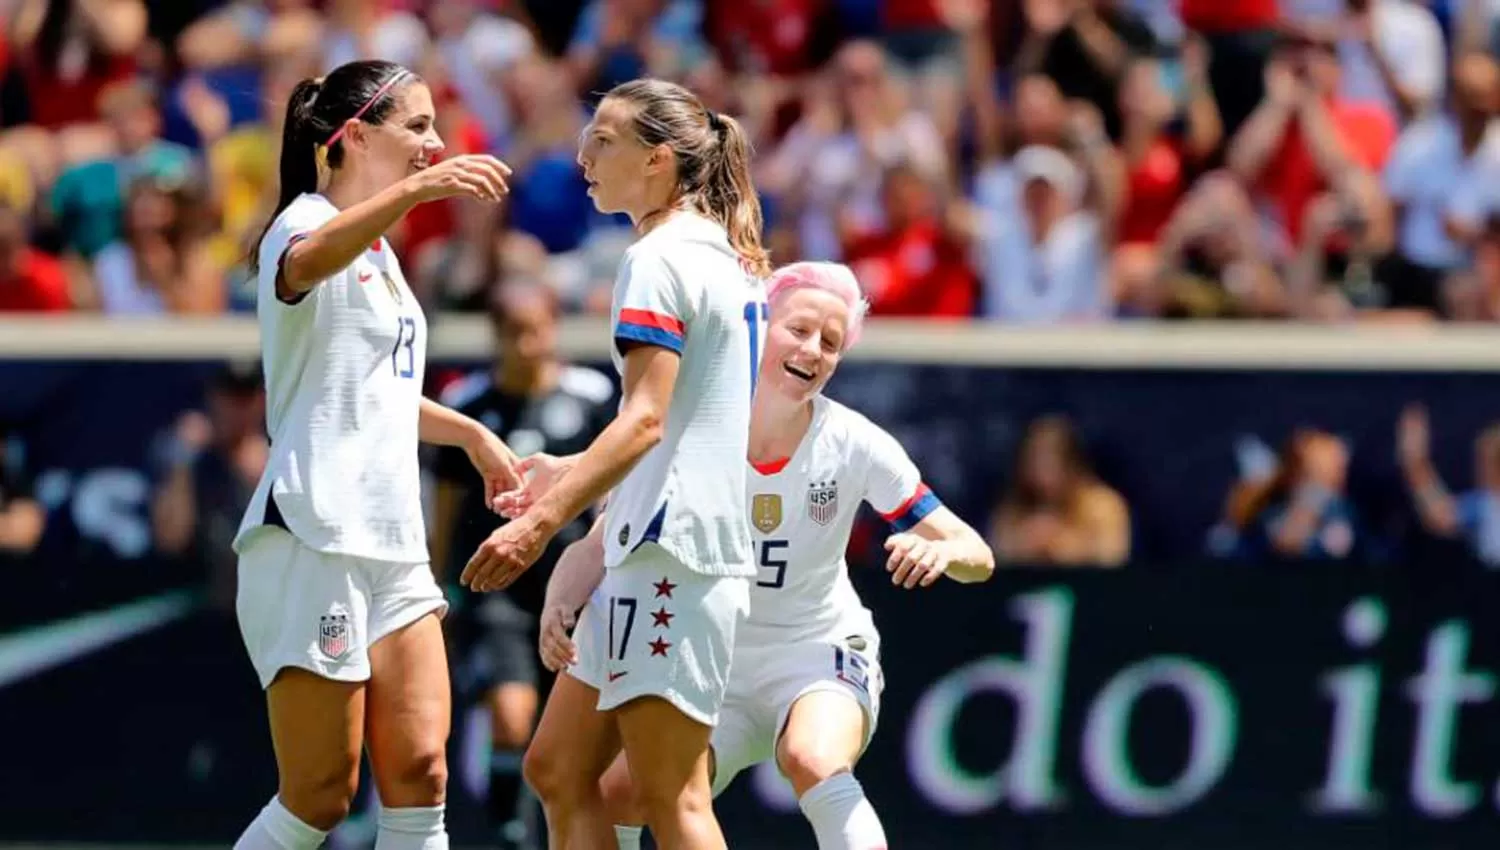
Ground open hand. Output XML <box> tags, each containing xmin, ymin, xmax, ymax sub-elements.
<box><xmin>884</xmin><ymin>533</ymin><xmax>952</xmax><ymax>589</ymax></box>
<box><xmin>461</xmin><ymin>516</ymin><xmax>550</xmax><ymax>593</ymax></box>
<box><xmin>493</xmin><ymin>452</ymin><xmax>576</xmax><ymax>518</ymax></box>
<box><xmin>538</xmin><ymin>603</ymin><xmax>580</xmax><ymax>672</ymax></box>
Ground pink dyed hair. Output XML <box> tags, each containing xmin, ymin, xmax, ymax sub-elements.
<box><xmin>765</xmin><ymin>262</ymin><xmax>871</xmax><ymax>351</ymax></box>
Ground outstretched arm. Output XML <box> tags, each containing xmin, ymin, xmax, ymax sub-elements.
<box><xmin>885</xmin><ymin>505</ymin><xmax>996</xmax><ymax>588</ymax></box>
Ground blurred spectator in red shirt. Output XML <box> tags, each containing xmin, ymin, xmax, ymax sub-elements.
<box><xmin>1116</xmin><ymin>38</ymin><xmax>1222</xmax><ymax>247</ymax></box>
<box><xmin>761</xmin><ymin>38</ymin><xmax>949</xmax><ymax>261</ymax></box>
<box><xmin>844</xmin><ymin>161</ymin><xmax>977</xmax><ymax>317</ymax></box>
<box><xmin>1228</xmin><ymin>33</ymin><xmax>1395</xmax><ymax>248</ymax></box>
<box><xmin>9</xmin><ymin>0</ymin><xmax>144</xmax><ymax>131</ymax></box>
<box><xmin>0</xmin><ymin>203</ymin><xmax>69</xmax><ymax>312</ymax></box>
<box><xmin>704</xmin><ymin>0</ymin><xmax>843</xmax><ymax>139</ymax></box>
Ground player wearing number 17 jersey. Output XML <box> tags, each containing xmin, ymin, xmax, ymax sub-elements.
<box><xmin>463</xmin><ymin>79</ymin><xmax>773</xmax><ymax>850</ymax></box>
<box><xmin>540</xmin><ymin>262</ymin><xmax>995</xmax><ymax>850</ymax></box>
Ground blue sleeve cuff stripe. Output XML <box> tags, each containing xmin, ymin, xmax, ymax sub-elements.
<box><xmin>615</xmin><ymin>324</ymin><xmax>684</xmax><ymax>353</ymax></box>
<box><xmin>889</xmin><ymin>492</ymin><xmax>942</xmax><ymax>533</ymax></box>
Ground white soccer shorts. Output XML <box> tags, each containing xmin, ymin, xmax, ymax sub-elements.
<box><xmin>569</xmin><ymin>545</ymin><xmax>750</xmax><ymax>726</ymax></box>
<box><xmin>235</xmin><ymin>526</ymin><xmax>448</xmax><ymax>689</ymax></box>
<box><xmin>709</xmin><ymin>634</ymin><xmax>884</xmax><ymax>797</ymax></box>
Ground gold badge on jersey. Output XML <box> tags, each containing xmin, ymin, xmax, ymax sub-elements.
<box><xmin>751</xmin><ymin>494</ymin><xmax>782</xmax><ymax>534</ymax></box>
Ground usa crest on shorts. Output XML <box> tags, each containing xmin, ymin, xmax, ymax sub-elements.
<box><xmin>319</xmin><ymin>610</ymin><xmax>352</xmax><ymax>660</ymax></box>
<box><xmin>807</xmin><ymin>479</ymin><xmax>839</xmax><ymax>526</ymax></box>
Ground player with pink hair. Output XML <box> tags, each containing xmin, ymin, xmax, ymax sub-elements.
<box><xmin>524</xmin><ymin>261</ymin><xmax>995</xmax><ymax>849</ymax></box>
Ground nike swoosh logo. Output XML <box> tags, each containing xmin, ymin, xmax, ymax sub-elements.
<box><xmin>0</xmin><ymin>591</ymin><xmax>197</xmax><ymax>690</ymax></box>
<box><xmin>608</xmin><ymin>671</ymin><xmax>628</xmax><ymax>682</ymax></box>
<box><xmin>358</xmin><ymin>272</ymin><xmax>373</xmax><ymax>282</ymax></box>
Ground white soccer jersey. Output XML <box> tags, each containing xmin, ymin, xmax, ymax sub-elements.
<box><xmin>233</xmin><ymin>192</ymin><xmax>430</xmax><ymax>563</ymax></box>
<box><xmin>739</xmin><ymin>396</ymin><xmax>942</xmax><ymax>646</ymax></box>
<box><xmin>602</xmin><ymin>212</ymin><xmax>765</xmax><ymax>579</ymax></box>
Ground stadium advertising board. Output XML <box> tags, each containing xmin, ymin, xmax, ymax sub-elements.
<box><xmin>4</xmin><ymin>558</ymin><xmax>1500</xmax><ymax>848</ymax></box>
<box><xmin>5</xmin><ymin>357</ymin><xmax>1500</xmax><ymax>847</ymax></box>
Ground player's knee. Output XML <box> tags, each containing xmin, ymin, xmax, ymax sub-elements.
<box><xmin>776</xmin><ymin>739</ymin><xmax>851</xmax><ymax>796</ymax></box>
<box><xmin>632</xmin><ymin>769</ymin><xmax>711</xmax><ymax>824</ymax></box>
<box><xmin>522</xmin><ymin>737</ymin><xmax>574</xmax><ymax>805</ymax></box>
<box><xmin>599</xmin><ymin>761</ymin><xmax>643</xmax><ymax>823</ymax></box>
<box><xmin>489</xmin><ymin>695</ymin><xmax>534</xmax><ymax>750</ymax></box>
<box><xmin>381</xmin><ymin>746</ymin><xmax>448</xmax><ymax>806</ymax></box>
<box><xmin>280</xmin><ymin>767</ymin><xmax>359</xmax><ymax>831</ymax></box>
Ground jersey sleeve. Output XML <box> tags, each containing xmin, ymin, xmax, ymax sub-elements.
<box><xmin>860</xmin><ymin>421</ymin><xmax>942</xmax><ymax>533</ymax></box>
<box><xmin>257</xmin><ymin>197</ymin><xmax>336</xmax><ymax>305</ymax></box>
<box><xmin>612</xmin><ymin>246</ymin><xmax>689</xmax><ymax>356</ymax></box>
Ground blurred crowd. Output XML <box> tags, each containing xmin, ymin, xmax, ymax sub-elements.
<box><xmin>0</xmin><ymin>0</ymin><xmax>1496</xmax><ymax>320</ymax></box>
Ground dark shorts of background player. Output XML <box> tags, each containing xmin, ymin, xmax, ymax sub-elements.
<box><xmin>453</xmin><ymin>593</ymin><xmax>544</xmax><ymax>698</ymax></box>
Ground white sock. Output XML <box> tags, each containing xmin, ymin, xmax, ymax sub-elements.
<box><xmin>374</xmin><ymin>804</ymin><xmax>448</xmax><ymax>850</ymax></box>
<box><xmin>615</xmin><ymin>824</ymin><xmax>644</xmax><ymax>849</ymax></box>
<box><xmin>233</xmin><ymin>797</ymin><xmax>329</xmax><ymax>850</ymax></box>
<box><xmin>797</xmin><ymin>772</ymin><xmax>888</xmax><ymax>850</ymax></box>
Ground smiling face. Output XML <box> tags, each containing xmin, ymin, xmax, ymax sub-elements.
<box><xmin>759</xmin><ymin>286</ymin><xmax>851</xmax><ymax>404</ymax></box>
<box><xmin>343</xmin><ymin>81</ymin><xmax>445</xmax><ymax>189</ymax></box>
<box><xmin>576</xmin><ymin>97</ymin><xmax>659</xmax><ymax>216</ymax></box>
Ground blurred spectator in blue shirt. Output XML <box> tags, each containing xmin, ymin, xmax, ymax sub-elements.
<box><xmin>1399</xmin><ymin>402</ymin><xmax>1500</xmax><ymax>567</ymax></box>
<box><xmin>1229</xmin><ymin>428</ymin><xmax>1360</xmax><ymax>561</ymax></box>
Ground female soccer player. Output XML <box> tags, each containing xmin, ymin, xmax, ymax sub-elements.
<box><xmin>534</xmin><ymin>262</ymin><xmax>995</xmax><ymax>850</ymax></box>
<box><xmin>459</xmin><ymin>79</ymin><xmax>771</xmax><ymax>850</ymax></box>
<box><xmin>232</xmin><ymin>59</ymin><xmax>521</xmax><ymax>850</ymax></box>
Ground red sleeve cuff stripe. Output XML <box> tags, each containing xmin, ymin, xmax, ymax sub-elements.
<box><xmin>881</xmin><ymin>483</ymin><xmax>933</xmax><ymax>522</ymax></box>
<box><xmin>618</xmin><ymin>308</ymin><xmax>685</xmax><ymax>336</ymax></box>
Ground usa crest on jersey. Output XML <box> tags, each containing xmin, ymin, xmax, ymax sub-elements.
<box><xmin>319</xmin><ymin>610</ymin><xmax>352</xmax><ymax>660</ymax></box>
<box><xmin>807</xmin><ymin>480</ymin><xmax>839</xmax><ymax>526</ymax></box>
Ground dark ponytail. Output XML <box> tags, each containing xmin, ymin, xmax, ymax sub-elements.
<box><xmin>249</xmin><ymin>60</ymin><xmax>418</xmax><ymax>272</ymax></box>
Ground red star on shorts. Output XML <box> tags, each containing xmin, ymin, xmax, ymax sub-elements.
<box><xmin>653</xmin><ymin>577</ymin><xmax>677</xmax><ymax>598</ymax></box>
<box><xmin>651</xmin><ymin>606</ymin><xmax>674</xmax><ymax>628</ymax></box>
<box><xmin>649</xmin><ymin>637</ymin><xmax>672</xmax><ymax>657</ymax></box>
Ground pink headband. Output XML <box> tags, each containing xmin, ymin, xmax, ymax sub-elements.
<box><xmin>325</xmin><ymin>69</ymin><xmax>411</xmax><ymax>148</ymax></box>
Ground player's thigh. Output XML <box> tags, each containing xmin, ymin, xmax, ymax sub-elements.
<box><xmin>615</xmin><ymin>695</ymin><xmax>716</xmax><ymax>808</ymax></box>
<box><xmin>524</xmin><ymin>671</ymin><xmax>621</xmax><ymax>802</ymax></box>
<box><xmin>237</xmin><ymin>527</ymin><xmax>370</xmax><ymax>823</ymax></box>
<box><xmin>265</xmin><ymin>668</ymin><xmax>365</xmax><ymax>828</ymax></box>
<box><xmin>363</xmin><ymin>558</ymin><xmax>453</xmax><ymax>807</ymax></box>
<box><xmin>771</xmin><ymin>638</ymin><xmax>884</xmax><ymax>795</ymax></box>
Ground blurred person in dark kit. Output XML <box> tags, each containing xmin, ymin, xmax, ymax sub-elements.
<box><xmin>431</xmin><ymin>280</ymin><xmax>615</xmax><ymax>850</ymax></box>
<box><xmin>151</xmin><ymin>360</ymin><xmax>268</xmax><ymax>612</ymax></box>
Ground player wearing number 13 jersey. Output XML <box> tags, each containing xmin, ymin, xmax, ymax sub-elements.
<box><xmin>228</xmin><ymin>60</ymin><xmax>523</xmax><ymax>850</ymax></box>
<box><xmin>583</xmin><ymin>262</ymin><xmax>995</xmax><ymax>850</ymax></box>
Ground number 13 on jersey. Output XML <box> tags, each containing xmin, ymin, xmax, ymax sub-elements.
<box><xmin>744</xmin><ymin>300</ymin><xmax>769</xmax><ymax>397</ymax></box>
<box><xmin>391</xmin><ymin>317</ymin><xmax>417</xmax><ymax>379</ymax></box>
